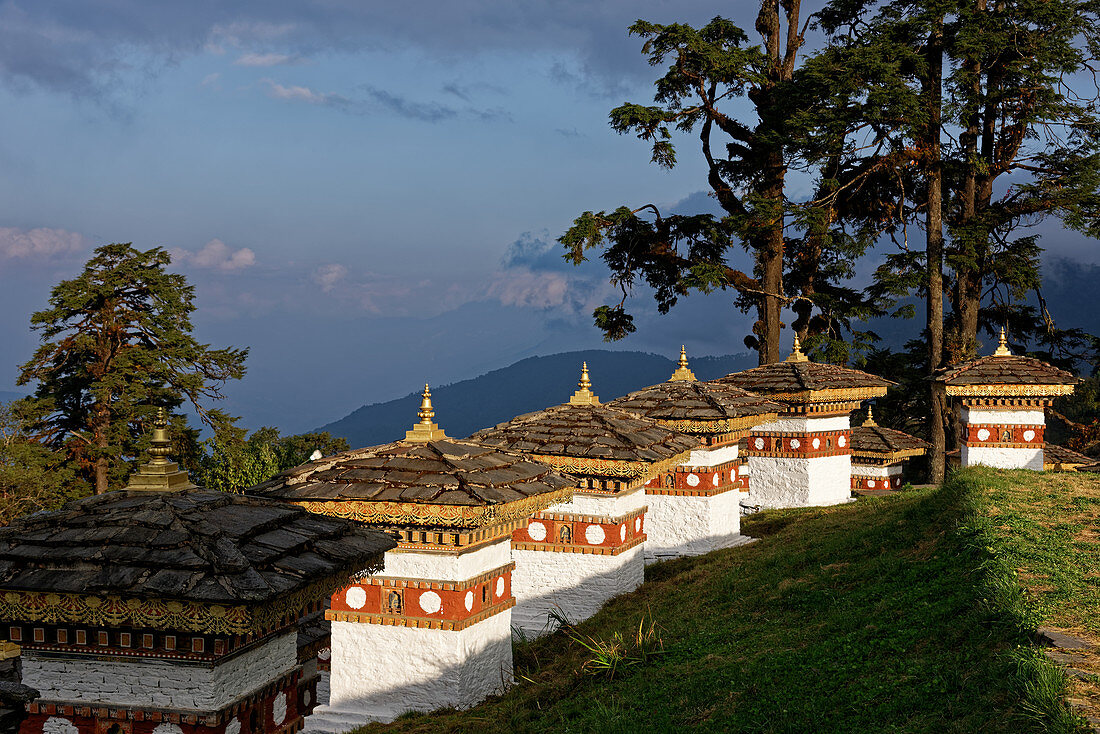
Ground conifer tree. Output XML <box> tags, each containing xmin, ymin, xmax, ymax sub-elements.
<box><xmin>16</xmin><ymin>243</ymin><xmax>248</xmax><ymax>494</ymax></box>
<box><xmin>561</xmin><ymin>5</ymin><xmax>876</xmax><ymax>365</ymax></box>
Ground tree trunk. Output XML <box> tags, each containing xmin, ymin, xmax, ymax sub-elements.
<box><xmin>925</xmin><ymin>18</ymin><xmax>947</xmax><ymax>484</ymax></box>
<box><xmin>94</xmin><ymin>405</ymin><xmax>110</xmax><ymax>494</ymax></box>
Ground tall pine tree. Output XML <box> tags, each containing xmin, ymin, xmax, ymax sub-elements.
<box><xmin>16</xmin><ymin>243</ymin><xmax>248</xmax><ymax>494</ymax></box>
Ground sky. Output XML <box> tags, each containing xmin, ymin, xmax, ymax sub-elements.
<box><xmin>1</xmin><ymin>1</ymin><xmax>1098</xmax><ymax>434</ymax></box>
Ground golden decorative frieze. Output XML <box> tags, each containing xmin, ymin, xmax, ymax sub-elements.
<box><xmin>531</xmin><ymin>452</ymin><xmax>689</xmax><ymax>481</ymax></box>
<box><xmin>945</xmin><ymin>384</ymin><xmax>1075</xmax><ymax>398</ymax></box>
<box><xmin>0</xmin><ymin>570</ymin><xmax>358</xmax><ymax>635</ymax></box>
<box><xmin>293</xmin><ymin>486</ymin><xmax>572</xmax><ymax>531</ymax></box>
<box><xmin>654</xmin><ymin>414</ymin><xmax>778</xmax><ymax>435</ymax></box>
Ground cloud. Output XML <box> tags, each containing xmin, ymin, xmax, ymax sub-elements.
<box><xmin>234</xmin><ymin>52</ymin><xmax>300</xmax><ymax>67</ymax></box>
<box><xmin>262</xmin><ymin>78</ymin><xmax>349</xmax><ymax>108</ymax></box>
<box><xmin>489</xmin><ymin>231</ymin><xmax>612</xmax><ymax>313</ymax></box>
<box><xmin>0</xmin><ymin>227</ymin><xmax>87</xmax><ymax>260</ymax></box>
<box><xmin>173</xmin><ymin>239</ymin><xmax>256</xmax><ymax>271</ymax></box>
<box><xmin>362</xmin><ymin>85</ymin><xmax>457</xmax><ymax>123</ymax></box>
<box><xmin>200</xmin><ymin>72</ymin><xmax>220</xmax><ymax>87</ymax></box>
<box><xmin>311</xmin><ymin>263</ymin><xmax>348</xmax><ymax>292</ymax></box>
<box><xmin>487</xmin><ymin>268</ymin><xmax>572</xmax><ymax>309</ymax></box>
<box><xmin>555</xmin><ymin>127</ymin><xmax>583</xmax><ymax>138</ymax></box>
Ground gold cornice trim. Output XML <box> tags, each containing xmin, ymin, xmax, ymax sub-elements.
<box><xmin>945</xmin><ymin>384</ymin><xmax>1075</xmax><ymax>397</ymax></box>
<box><xmin>0</xmin><ymin>570</ymin><xmax>364</xmax><ymax>634</ymax></box>
<box><xmin>654</xmin><ymin>413</ymin><xmax>779</xmax><ymax>435</ymax></box>
<box><xmin>768</xmin><ymin>386</ymin><xmax>890</xmax><ymax>404</ymax></box>
<box><xmin>367</xmin><ymin>562</ymin><xmax>515</xmax><ymax>592</ymax></box>
<box><xmin>530</xmin><ymin>451</ymin><xmax>690</xmax><ymax>480</ymax></box>
<box><xmin>851</xmin><ymin>448</ymin><xmax>926</xmax><ymax>461</ymax></box>
<box><xmin>292</xmin><ymin>486</ymin><xmax>573</xmax><ymax>531</ymax></box>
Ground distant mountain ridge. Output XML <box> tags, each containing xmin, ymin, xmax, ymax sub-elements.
<box><xmin>319</xmin><ymin>349</ymin><xmax>757</xmax><ymax>448</ymax></box>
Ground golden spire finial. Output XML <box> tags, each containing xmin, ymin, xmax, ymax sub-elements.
<box><xmin>992</xmin><ymin>327</ymin><xmax>1012</xmax><ymax>357</ymax></box>
<box><xmin>126</xmin><ymin>407</ymin><xmax>197</xmax><ymax>492</ymax></box>
<box><xmin>668</xmin><ymin>345</ymin><xmax>697</xmax><ymax>381</ymax></box>
<box><xmin>569</xmin><ymin>362</ymin><xmax>600</xmax><ymax>405</ymax></box>
<box><xmin>405</xmin><ymin>383</ymin><xmax>448</xmax><ymax>442</ymax></box>
<box><xmin>785</xmin><ymin>333</ymin><xmax>809</xmax><ymax>362</ymax></box>
<box><xmin>863</xmin><ymin>405</ymin><xmax>877</xmax><ymax>427</ymax></box>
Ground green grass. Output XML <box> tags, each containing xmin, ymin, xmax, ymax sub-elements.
<box><xmin>964</xmin><ymin>469</ymin><xmax>1100</xmax><ymax>636</ymax></box>
<box><xmin>357</xmin><ymin>470</ymin><xmax>1091</xmax><ymax>733</ymax></box>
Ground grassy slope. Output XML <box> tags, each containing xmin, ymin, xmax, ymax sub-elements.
<box><xmin>360</xmin><ymin>471</ymin><xmax>1084</xmax><ymax>734</ymax></box>
<box><xmin>972</xmin><ymin>469</ymin><xmax>1100</xmax><ymax>636</ymax></box>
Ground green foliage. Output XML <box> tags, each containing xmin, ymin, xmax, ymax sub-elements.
<box><xmin>560</xmin><ymin>612</ymin><xmax>665</xmax><ymax>680</ymax></box>
<box><xmin>0</xmin><ymin>402</ymin><xmax>83</xmax><ymax>525</ymax></box>
<box><xmin>561</xmin><ymin>11</ymin><xmax>886</xmax><ymax>361</ymax></box>
<box><xmin>15</xmin><ymin>243</ymin><xmax>248</xmax><ymax>493</ymax></box>
<box><xmin>194</xmin><ymin>426</ymin><xmax>348</xmax><ymax>493</ymax></box>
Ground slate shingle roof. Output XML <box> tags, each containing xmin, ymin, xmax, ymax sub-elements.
<box><xmin>470</xmin><ymin>403</ymin><xmax>698</xmax><ymax>466</ymax></box>
<box><xmin>712</xmin><ymin>360</ymin><xmax>893</xmax><ymax>399</ymax></box>
<box><xmin>1043</xmin><ymin>444</ymin><xmax>1094</xmax><ymax>467</ymax></box>
<box><xmin>936</xmin><ymin>355</ymin><xmax>1077</xmax><ymax>387</ymax></box>
<box><xmin>608</xmin><ymin>381</ymin><xmax>782</xmax><ymax>430</ymax></box>
<box><xmin>250</xmin><ymin>439</ymin><xmax>575</xmax><ymax>507</ymax></box>
<box><xmin>0</xmin><ymin>489</ymin><xmax>396</xmax><ymax>603</ymax></box>
<box><xmin>850</xmin><ymin>425</ymin><xmax>929</xmax><ymax>459</ymax></box>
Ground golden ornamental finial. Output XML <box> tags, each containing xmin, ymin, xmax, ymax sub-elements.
<box><xmin>125</xmin><ymin>407</ymin><xmax>197</xmax><ymax>492</ymax></box>
<box><xmin>992</xmin><ymin>327</ymin><xmax>1012</xmax><ymax>357</ymax></box>
<box><xmin>406</xmin><ymin>383</ymin><xmax>448</xmax><ymax>442</ymax></box>
<box><xmin>418</xmin><ymin>383</ymin><xmax>435</xmax><ymax>425</ymax></box>
<box><xmin>785</xmin><ymin>333</ymin><xmax>809</xmax><ymax>363</ymax></box>
<box><xmin>669</xmin><ymin>345</ymin><xmax>697</xmax><ymax>381</ymax></box>
<box><xmin>863</xmin><ymin>405</ymin><xmax>877</xmax><ymax>427</ymax></box>
<box><xmin>569</xmin><ymin>362</ymin><xmax>600</xmax><ymax>405</ymax></box>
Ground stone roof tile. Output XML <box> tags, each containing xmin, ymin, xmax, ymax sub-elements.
<box><xmin>0</xmin><ymin>489</ymin><xmax>396</xmax><ymax>604</ymax></box>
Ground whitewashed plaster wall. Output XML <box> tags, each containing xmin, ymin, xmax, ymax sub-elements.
<box><xmin>546</xmin><ymin>486</ymin><xmax>646</xmax><ymax>517</ymax></box>
<box><xmin>850</xmin><ymin>464</ymin><xmax>903</xmax><ymax>478</ymax></box>
<box><xmin>753</xmin><ymin>415</ymin><xmax>850</xmax><ymax>433</ymax></box>
<box><xmin>686</xmin><ymin>444</ymin><xmax>739</xmax><ymax>467</ymax></box>
<box><xmin>961</xmin><ymin>408</ymin><xmax>1045</xmax><ymax>425</ymax></box>
<box><xmin>511</xmin><ymin>544</ymin><xmax>643</xmax><ymax>637</ymax></box>
<box><xmin>310</xmin><ymin>613</ymin><xmax>512</xmax><ymax>731</ymax></box>
<box><xmin>381</xmin><ymin>541</ymin><xmax>511</xmax><ymax>581</ymax></box>
<box><xmin>644</xmin><ymin>490</ymin><xmax>743</xmax><ymax>564</ymax></box>
<box><xmin>961</xmin><ymin>445</ymin><xmax>1043</xmax><ymax>470</ymax></box>
<box><xmin>747</xmin><ymin>454</ymin><xmax>852</xmax><ymax>508</ymax></box>
<box><xmin>23</xmin><ymin>631</ymin><xmax>297</xmax><ymax>711</ymax></box>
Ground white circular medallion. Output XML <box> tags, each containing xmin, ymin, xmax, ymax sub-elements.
<box><xmin>304</xmin><ymin>689</ymin><xmax>312</xmax><ymax>707</ymax></box>
<box><xmin>225</xmin><ymin>718</ymin><xmax>242</xmax><ymax>734</ymax></box>
<box><xmin>686</xmin><ymin>473</ymin><xmax>700</xmax><ymax>487</ymax></box>
<box><xmin>527</xmin><ymin>520</ymin><xmax>547</xmax><ymax>541</ymax></box>
<box><xmin>464</xmin><ymin>590</ymin><xmax>473</xmax><ymax>611</ymax></box>
<box><xmin>790</xmin><ymin>438</ymin><xmax>800</xmax><ymax>449</ymax></box>
<box><xmin>318</xmin><ymin>647</ymin><xmax>330</xmax><ymax>661</ymax></box>
<box><xmin>712</xmin><ymin>474</ymin><xmax>719</xmax><ymax>486</ymax></box>
<box><xmin>585</xmin><ymin>524</ymin><xmax>606</xmax><ymax>545</ymax></box>
<box><xmin>977</xmin><ymin>428</ymin><xmax>990</xmax><ymax>441</ymax></box>
<box><xmin>620</xmin><ymin>524</ymin><xmax>626</xmax><ymax>541</ymax></box>
<box><xmin>418</xmin><ymin>590</ymin><xmax>442</xmax><ymax>614</ymax></box>
<box><xmin>867</xmin><ymin>480</ymin><xmax>875</xmax><ymax>488</ymax></box>
<box><xmin>495</xmin><ymin>577</ymin><xmax>505</xmax><ymax>597</ymax></box>
<box><xmin>754</xmin><ymin>437</ymin><xmax>764</xmax><ymax>450</ymax></box>
<box><xmin>882</xmin><ymin>480</ymin><xmax>889</xmax><ymax>488</ymax></box>
<box><xmin>837</xmin><ymin>435</ymin><xmax>846</xmax><ymax>447</ymax></box>
<box><xmin>153</xmin><ymin>725</ymin><xmax>184</xmax><ymax>734</ymax></box>
<box><xmin>272</xmin><ymin>693</ymin><xmax>288</xmax><ymax>725</ymax></box>
<box><xmin>44</xmin><ymin>719</ymin><xmax>79</xmax><ymax>734</ymax></box>
<box><xmin>730</xmin><ymin>469</ymin><xmax>737</xmax><ymax>481</ymax></box>
<box><xmin>812</xmin><ymin>437</ymin><xmax>820</xmax><ymax>449</ymax></box>
<box><xmin>1023</xmin><ymin>430</ymin><xmax>1035</xmax><ymax>442</ymax></box>
<box><xmin>344</xmin><ymin>586</ymin><xmax>366</xmax><ymax>610</ymax></box>
<box><xmin>635</xmin><ymin>517</ymin><xmax>641</xmax><ymax>532</ymax></box>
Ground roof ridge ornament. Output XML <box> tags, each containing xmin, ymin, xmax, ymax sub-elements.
<box><xmin>863</xmin><ymin>405</ymin><xmax>877</xmax><ymax>427</ymax></box>
<box><xmin>785</xmin><ymin>334</ymin><xmax>809</xmax><ymax>363</ymax></box>
<box><xmin>668</xmin><ymin>345</ymin><xmax>697</xmax><ymax>382</ymax></box>
<box><xmin>404</xmin><ymin>384</ymin><xmax>450</xmax><ymax>442</ymax></box>
<box><xmin>125</xmin><ymin>407</ymin><xmax>198</xmax><ymax>492</ymax></box>
<box><xmin>992</xmin><ymin>327</ymin><xmax>1012</xmax><ymax>357</ymax></box>
<box><xmin>569</xmin><ymin>362</ymin><xmax>601</xmax><ymax>405</ymax></box>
